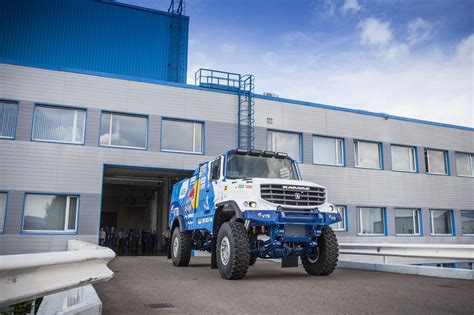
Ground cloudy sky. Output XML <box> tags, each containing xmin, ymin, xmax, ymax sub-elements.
<box><xmin>122</xmin><ymin>0</ymin><xmax>474</xmax><ymax>127</ymax></box>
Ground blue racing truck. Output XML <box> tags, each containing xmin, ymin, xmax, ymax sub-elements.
<box><xmin>168</xmin><ymin>148</ymin><xmax>341</xmax><ymax>280</ymax></box>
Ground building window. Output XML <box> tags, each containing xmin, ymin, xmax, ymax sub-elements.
<box><xmin>23</xmin><ymin>194</ymin><xmax>79</xmax><ymax>233</ymax></box>
<box><xmin>0</xmin><ymin>101</ymin><xmax>18</xmax><ymax>139</ymax></box>
<box><xmin>456</xmin><ymin>152</ymin><xmax>473</xmax><ymax>177</ymax></box>
<box><xmin>358</xmin><ymin>207</ymin><xmax>385</xmax><ymax>235</ymax></box>
<box><xmin>430</xmin><ymin>209</ymin><xmax>453</xmax><ymax>235</ymax></box>
<box><xmin>391</xmin><ymin>145</ymin><xmax>417</xmax><ymax>172</ymax></box>
<box><xmin>330</xmin><ymin>206</ymin><xmax>346</xmax><ymax>231</ymax></box>
<box><xmin>313</xmin><ymin>136</ymin><xmax>344</xmax><ymax>166</ymax></box>
<box><xmin>461</xmin><ymin>210</ymin><xmax>474</xmax><ymax>235</ymax></box>
<box><xmin>425</xmin><ymin>149</ymin><xmax>448</xmax><ymax>175</ymax></box>
<box><xmin>32</xmin><ymin>105</ymin><xmax>86</xmax><ymax>144</ymax></box>
<box><xmin>0</xmin><ymin>193</ymin><xmax>6</xmax><ymax>233</ymax></box>
<box><xmin>395</xmin><ymin>208</ymin><xmax>420</xmax><ymax>235</ymax></box>
<box><xmin>100</xmin><ymin>112</ymin><xmax>148</xmax><ymax>149</ymax></box>
<box><xmin>354</xmin><ymin>141</ymin><xmax>382</xmax><ymax>169</ymax></box>
<box><xmin>267</xmin><ymin>130</ymin><xmax>302</xmax><ymax>161</ymax></box>
<box><xmin>161</xmin><ymin>119</ymin><xmax>203</xmax><ymax>154</ymax></box>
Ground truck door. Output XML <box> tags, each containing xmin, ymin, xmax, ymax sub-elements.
<box><xmin>195</xmin><ymin>156</ymin><xmax>221</xmax><ymax>229</ymax></box>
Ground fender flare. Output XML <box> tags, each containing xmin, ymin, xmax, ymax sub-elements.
<box><xmin>215</xmin><ymin>201</ymin><xmax>243</xmax><ymax>220</ymax></box>
<box><xmin>172</xmin><ymin>215</ymin><xmax>186</xmax><ymax>232</ymax></box>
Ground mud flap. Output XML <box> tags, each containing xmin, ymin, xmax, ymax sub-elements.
<box><xmin>210</xmin><ymin>236</ymin><xmax>218</xmax><ymax>269</ymax></box>
<box><xmin>281</xmin><ymin>256</ymin><xmax>299</xmax><ymax>268</ymax></box>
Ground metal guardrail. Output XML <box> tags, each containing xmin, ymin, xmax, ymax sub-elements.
<box><xmin>0</xmin><ymin>240</ymin><xmax>115</xmax><ymax>307</ymax></box>
<box><xmin>339</xmin><ymin>243</ymin><xmax>474</xmax><ymax>261</ymax></box>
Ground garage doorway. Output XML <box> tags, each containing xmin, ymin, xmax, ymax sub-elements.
<box><xmin>100</xmin><ymin>165</ymin><xmax>191</xmax><ymax>255</ymax></box>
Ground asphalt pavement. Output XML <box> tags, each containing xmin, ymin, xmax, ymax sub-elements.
<box><xmin>95</xmin><ymin>256</ymin><xmax>474</xmax><ymax>314</ymax></box>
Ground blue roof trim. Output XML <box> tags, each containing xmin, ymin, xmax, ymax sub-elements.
<box><xmin>2</xmin><ymin>59</ymin><xmax>472</xmax><ymax>132</ymax></box>
<box><xmin>107</xmin><ymin>1</ymin><xmax>190</xmax><ymax>19</ymax></box>
<box><xmin>254</xmin><ymin>94</ymin><xmax>474</xmax><ymax>131</ymax></box>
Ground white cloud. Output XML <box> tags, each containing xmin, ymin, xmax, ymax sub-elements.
<box><xmin>407</xmin><ymin>17</ymin><xmax>433</xmax><ymax>45</ymax></box>
<box><xmin>341</xmin><ymin>0</ymin><xmax>361</xmax><ymax>14</ymax></box>
<box><xmin>358</xmin><ymin>18</ymin><xmax>392</xmax><ymax>46</ymax></box>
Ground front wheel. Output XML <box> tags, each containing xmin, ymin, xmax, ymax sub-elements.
<box><xmin>171</xmin><ymin>227</ymin><xmax>192</xmax><ymax>267</ymax></box>
<box><xmin>302</xmin><ymin>226</ymin><xmax>339</xmax><ymax>276</ymax></box>
<box><xmin>217</xmin><ymin>221</ymin><xmax>250</xmax><ymax>280</ymax></box>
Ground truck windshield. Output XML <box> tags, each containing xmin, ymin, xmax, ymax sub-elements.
<box><xmin>225</xmin><ymin>154</ymin><xmax>299</xmax><ymax>180</ymax></box>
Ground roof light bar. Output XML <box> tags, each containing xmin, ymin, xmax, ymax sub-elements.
<box><xmin>235</xmin><ymin>148</ymin><xmax>248</xmax><ymax>155</ymax></box>
<box><xmin>249</xmin><ymin>149</ymin><xmax>262</xmax><ymax>156</ymax></box>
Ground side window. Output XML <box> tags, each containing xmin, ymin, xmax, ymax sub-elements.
<box><xmin>210</xmin><ymin>157</ymin><xmax>221</xmax><ymax>181</ymax></box>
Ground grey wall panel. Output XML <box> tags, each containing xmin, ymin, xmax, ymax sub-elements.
<box><xmin>448</xmin><ymin>150</ymin><xmax>457</xmax><ymax>176</ymax></box>
<box><xmin>0</xmin><ymin>234</ymin><xmax>98</xmax><ymax>255</ymax></box>
<box><xmin>303</xmin><ymin>133</ymin><xmax>313</xmax><ymax>164</ymax></box>
<box><xmin>383</xmin><ymin>143</ymin><xmax>391</xmax><ymax>171</ymax></box>
<box><xmin>85</xmin><ymin>108</ymin><xmax>100</xmax><ymax>147</ymax></box>
<box><xmin>3</xmin><ymin>191</ymin><xmax>22</xmax><ymax>235</ymax></box>
<box><xmin>205</xmin><ymin>120</ymin><xmax>237</xmax><ymax>156</ymax></box>
<box><xmin>148</xmin><ymin>114</ymin><xmax>161</xmax><ymax>152</ymax></box>
<box><xmin>345</xmin><ymin>138</ymin><xmax>355</xmax><ymax>167</ymax></box>
<box><xmin>417</xmin><ymin>147</ymin><xmax>426</xmax><ymax>173</ymax></box>
<box><xmin>15</xmin><ymin>101</ymin><xmax>33</xmax><ymax>141</ymax></box>
<box><xmin>78</xmin><ymin>193</ymin><xmax>101</xmax><ymax>235</ymax></box>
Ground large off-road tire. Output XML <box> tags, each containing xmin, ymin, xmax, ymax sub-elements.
<box><xmin>171</xmin><ymin>227</ymin><xmax>192</xmax><ymax>267</ymax></box>
<box><xmin>249</xmin><ymin>254</ymin><xmax>258</xmax><ymax>266</ymax></box>
<box><xmin>217</xmin><ymin>221</ymin><xmax>250</xmax><ymax>280</ymax></box>
<box><xmin>302</xmin><ymin>226</ymin><xmax>339</xmax><ymax>276</ymax></box>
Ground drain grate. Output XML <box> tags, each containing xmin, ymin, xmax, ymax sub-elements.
<box><xmin>147</xmin><ymin>303</ymin><xmax>174</xmax><ymax>309</ymax></box>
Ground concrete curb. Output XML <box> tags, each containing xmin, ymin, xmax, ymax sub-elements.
<box><xmin>338</xmin><ymin>261</ymin><xmax>474</xmax><ymax>280</ymax></box>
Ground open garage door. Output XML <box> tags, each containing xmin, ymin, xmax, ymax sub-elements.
<box><xmin>100</xmin><ymin>165</ymin><xmax>192</xmax><ymax>255</ymax></box>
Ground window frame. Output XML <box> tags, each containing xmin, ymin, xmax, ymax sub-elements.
<box><xmin>429</xmin><ymin>209</ymin><xmax>455</xmax><ymax>236</ymax></box>
<box><xmin>0</xmin><ymin>100</ymin><xmax>19</xmax><ymax>140</ymax></box>
<box><xmin>357</xmin><ymin>207</ymin><xmax>387</xmax><ymax>236</ymax></box>
<box><xmin>455</xmin><ymin>152</ymin><xmax>474</xmax><ymax>177</ymax></box>
<box><xmin>354</xmin><ymin>140</ymin><xmax>383</xmax><ymax>170</ymax></box>
<box><xmin>31</xmin><ymin>104</ymin><xmax>87</xmax><ymax>145</ymax></box>
<box><xmin>21</xmin><ymin>192</ymin><xmax>80</xmax><ymax>235</ymax></box>
<box><xmin>160</xmin><ymin>117</ymin><xmax>205</xmax><ymax>155</ymax></box>
<box><xmin>425</xmin><ymin>148</ymin><xmax>449</xmax><ymax>176</ymax></box>
<box><xmin>331</xmin><ymin>205</ymin><xmax>348</xmax><ymax>231</ymax></box>
<box><xmin>394</xmin><ymin>208</ymin><xmax>422</xmax><ymax>236</ymax></box>
<box><xmin>312</xmin><ymin>135</ymin><xmax>345</xmax><ymax>167</ymax></box>
<box><xmin>460</xmin><ymin>210</ymin><xmax>474</xmax><ymax>236</ymax></box>
<box><xmin>0</xmin><ymin>191</ymin><xmax>8</xmax><ymax>234</ymax></box>
<box><xmin>267</xmin><ymin>129</ymin><xmax>303</xmax><ymax>162</ymax></box>
<box><xmin>390</xmin><ymin>144</ymin><xmax>418</xmax><ymax>173</ymax></box>
<box><xmin>99</xmin><ymin>111</ymin><xmax>149</xmax><ymax>150</ymax></box>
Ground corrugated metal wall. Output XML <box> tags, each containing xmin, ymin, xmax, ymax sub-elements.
<box><xmin>0</xmin><ymin>0</ymin><xmax>189</xmax><ymax>83</ymax></box>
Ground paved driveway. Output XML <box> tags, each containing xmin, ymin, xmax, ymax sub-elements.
<box><xmin>95</xmin><ymin>256</ymin><xmax>474</xmax><ymax>314</ymax></box>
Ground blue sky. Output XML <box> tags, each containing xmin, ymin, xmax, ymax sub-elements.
<box><xmin>122</xmin><ymin>0</ymin><xmax>474</xmax><ymax>127</ymax></box>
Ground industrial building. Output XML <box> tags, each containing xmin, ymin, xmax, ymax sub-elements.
<box><xmin>0</xmin><ymin>0</ymin><xmax>473</xmax><ymax>255</ymax></box>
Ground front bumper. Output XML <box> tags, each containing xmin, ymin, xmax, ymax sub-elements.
<box><xmin>243</xmin><ymin>209</ymin><xmax>341</xmax><ymax>226</ymax></box>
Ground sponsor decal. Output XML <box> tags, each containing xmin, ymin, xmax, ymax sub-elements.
<box><xmin>282</xmin><ymin>185</ymin><xmax>310</xmax><ymax>191</ymax></box>
<box><xmin>197</xmin><ymin>216</ymin><xmax>213</xmax><ymax>224</ymax></box>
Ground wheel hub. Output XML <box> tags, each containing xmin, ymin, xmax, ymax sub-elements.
<box><xmin>172</xmin><ymin>235</ymin><xmax>179</xmax><ymax>257</ymax></box>
<box><xmin>220</xmin><ymin>236</ymin><xmax>231</xmax><ymax>265</ymax></box>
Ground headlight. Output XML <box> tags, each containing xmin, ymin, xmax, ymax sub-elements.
<box><xmin>246</xmin><ymin>201</ymin><xmax>257</xmax><ymax>208</ymax></box>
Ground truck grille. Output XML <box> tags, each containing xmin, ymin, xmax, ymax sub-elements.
<box><xmin>260</xmin><ymin>184</ymin><xmax>325</xmax><ymax>207</ymax></box>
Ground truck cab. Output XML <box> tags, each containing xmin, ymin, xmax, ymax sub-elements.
<box><xmin>168</xmin><ymin>148</ymin><xmax>341</xmax><ymax>280</ymax></box>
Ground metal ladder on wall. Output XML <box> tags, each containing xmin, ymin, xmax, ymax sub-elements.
<box><xmin>194</xmin><ymin>69</ymin><xmax>255</xmax><ymax>150</ymax></box>
<box><xmin>238</xmin><ymin>75</ymin><xmax>255</xmax><ymax>150</ymax></box>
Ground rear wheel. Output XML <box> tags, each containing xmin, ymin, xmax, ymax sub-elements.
<box><xmin>171</xmin><ymin>227</ymin><xmax>192</xmax><ymax>267</ymax></box>
<box><xmin>217</xmin><ymin>221</ymin><xmax>250</xmax><ymax>280</ymax></box>
<box><xmin>302</xmin><ymin>226</ymin><xmax>339</xmax><ymax>276</ymax></box>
